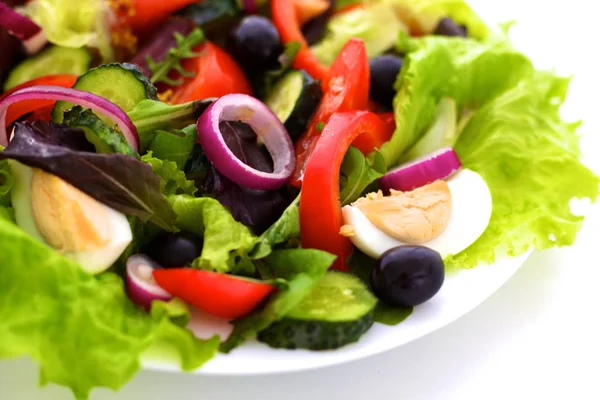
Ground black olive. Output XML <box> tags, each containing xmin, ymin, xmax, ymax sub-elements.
<box><xmin>371</xmin><ymin>246</ymin><xmax>445</xmax><ymax>307</ymax></box>
<box><xmin>142</xmin><ymin>231</ymin><xmax>203</xmax><ymax>268</ymax></box>
<box><xmin>369</xmin><ymin>55</ymin><xmax>403</xmax><ymax>110</ymax></box>
<box><xmin>228</xmin><ymin>16</ymin><xmax>283</xmax><ymax>74</ymax></box>
<box><xmin>434</xmin><ymin>17</ymin><xmax>468</xmax><ymax>37</ymax></box>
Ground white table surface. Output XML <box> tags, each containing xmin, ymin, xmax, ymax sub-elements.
<box><xmin>2</xmin><ymin>0</ymin><xmax>600</xmax><ymax>399</ymax></box>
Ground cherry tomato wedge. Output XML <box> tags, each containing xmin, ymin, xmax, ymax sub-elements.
<box><xmin>169</xmin><ymin>42</ymin><xmax>252</xmax><ymax>104</ymax></box>
<box><xmin>127</xmin><ymin>0</ymin><xmax>200</xmax><ymax>34</ymax></box>
<box><xmin>153</xmin><ymin>269</ymin><xmax>275</xmax><ymax>320</ymax></box>
<box><xmin>300</xmin><ymin>111</ymin><xmax>389</xmax><ymax>271</ymax></box>
<box><xmin>0</xmin><ymin>74</ymin><xmax>78</xmax><ymax>126</ymax></box>
<box><xmin>290</xmin><ymin>39</ymin><xmax>370</xmax><ymax>187</ymax></box>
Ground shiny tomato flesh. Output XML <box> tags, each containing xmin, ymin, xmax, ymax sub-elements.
<box><xmin>169</xmin><ymin>42</ymin><xmax>252</xmax><ymax>104</ymax></box>
<box><xmin>153</xmin><ymin>269</ymin><xmax>275</xmax><ymax>320</ymax></box>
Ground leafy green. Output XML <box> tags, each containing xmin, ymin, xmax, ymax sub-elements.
<box><xmin>312</xmin><ymin>2</ymin><xmax>407</xmax><ymax>66</ymax></box>
<box><xmin>340</xmin><ymin>147</ymin><xmax>386</xmax><ymax>205</ymax></box>
<box><xmin>381</xmin><ymin>0</ymin><xmax>490</xmax><ymax>38</ymax></box>
<box><xmin>63</xmin><ymin>106</ymin><xmax>138</xmax><ymax>157</ymax></box>
<box><xmin>141</xmin><ymin>152</ymin><xmax>197</xmax><ymax>197</ymax></box>
<box><xmin>380</xmin><ymin>32</ymin><xmax>533</xmax><ymax>166</ymax></box>
<box><xmin>169</xmin><ymin>195</ymin><xmax>257</xmax><ymax>274</ymax></box>
<box><xmin>128</xmin><ymin>99</ymin><xmax>213</xmax><ymax>152</ymax></box>
<box><xmin>0</xmin><ymin>122</ymin><xmax>176</xmax><ymax>231</ymax></box>
<box><xmin>148</xmin><ymin>125</ymin><xmax>198</xmax><ymax>169</ymax></box>
<box><xmin>264</xmin><ymin>41</ymin><xmax>302</xmax><ymax>97</ymax></box>
<box><xmin>249</xmin><ymin>196</ymin><xmax>301</xmax><ymax>260</ymax></box>
<box><xmin>221</xmin><ymin>249</ymin><xmax>336</xmax><ymax>352</ymax></box>
<box><xmin>447</xmin><ymin>71</ymin><xmax>600</xmax><ymax>267</ymax></box>
<box><xmin>0</xmin><ymin>216</ymin><xmax>219</xmax><ymax>400</ymax></box>
<box><xmin>25</xmin><ymin>0</ymin><xmax>114</xmax><ymax>61</ymax></box>
<box><xmin>0</xmin><ymin>149</ymin><xmax>13</xmax><ymax>207</ymax></box>
<box><xmin>148</xmin><ymin>28</ymin><xmax>205</xmax><ymax>86</ymax></box>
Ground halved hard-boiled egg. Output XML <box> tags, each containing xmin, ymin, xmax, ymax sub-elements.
<box><xmin>11</xmin><ymin>161</ymin><xmax>132</xmax><ymax>274</ymax></box>
<box><xmin>341</xmin><ymin>169</ymin><xmax>492</xmax><ymax>259</ymax></box>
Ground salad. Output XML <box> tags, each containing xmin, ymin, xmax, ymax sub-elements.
<box><xmin>0</xmin><ymin>0</ymin><xmax>597</xmax><ymax>398</ymax></box>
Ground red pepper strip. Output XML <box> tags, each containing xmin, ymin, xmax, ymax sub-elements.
<box><xmin>0</xmin><ymin>74</ymin><xmax>78</xmax><ymax>126</ymax></box>
<box><xmin>290</xmin><ymin>38</ymin><xmax>370</xmax><ymax>188</ymax></box>
<box><xmin>300</xmin><ymin>111</ymin><xmax>389</xmax><ymax>271</ymax></box>
<box><xmin>272</xmin><ymin>0</ymin><xmax>329</xmax><ymax>83</ymax></box>
<box><xmin>352</xmin><ymin>112</ymin><xmax>395</xmax><ymax>154</ymax></box>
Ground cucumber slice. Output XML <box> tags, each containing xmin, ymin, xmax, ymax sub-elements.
<box><xmin>63</xmin><ymin>106</ymin><xmax>137</xmax><ymax>157</ymax></box>
<box><xmin>258</xmin><ymin>272</ymin><xmax>377</xmax><ymax>350</ymax></box>
<box><xmin>265</xmin><ymin>70</ymin><xmax>322</xmax><ymax>141</ymax></box>
<box><xmin>52</xmin><ymin>63</ymin><xmax>158</xmax><ymax>123</ymax></box>
<box><xmin>4</xmin><ymin>46</ymin><xmax>91</xmax><ymax>91</ymax></box>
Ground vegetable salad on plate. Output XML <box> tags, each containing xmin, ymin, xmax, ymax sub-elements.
<box><xmin>0</xmin><ymin>0</ymin><xmax>597</xmax><ymax>398</ymax></box>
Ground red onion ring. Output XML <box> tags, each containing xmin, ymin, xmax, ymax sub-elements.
<box><xmin>0</xmin><ymin>2</ymin><xmax>47</xmax><ymax>54</ymax></box>
<box><xmin>196</xmin><ymin>94</ymin><xmax>295</xmax><ymax>190</ymax></box>
<box><xmin>380</xmin><ymin>147</ymin><xmax>463</xmax><ymax>193</ymax></box>
<box><xmin>126</xmin><ymin>254</ymin><xmax>173</xmax><ymax>311</ymax></box>
<box><xmin>0</xmin><ymin>85</ymin><xmax>140</xmax><ymax>151</ymax></box>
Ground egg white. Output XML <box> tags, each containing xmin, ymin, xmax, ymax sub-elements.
<box><xmin>342</xmin><ymin>169</ymin><xmax>492</xmax><ymax>259</ymax></box>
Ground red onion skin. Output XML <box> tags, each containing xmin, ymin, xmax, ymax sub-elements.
<box><xmin>0</xmin><ymin>2</ymin><xmax>47</xmax><ymax>54</ymax></box>
<box><xmin>0</xmin><ymin>85</ymin><xmax>140</xmax><ymax>150</ymax></box>
<box><xmin>196</xmin><ymin>94</ymin><xmax>295</xmax><ymax>190</ymax></box>
<box><xmin>126</xmin><ymin>274</ymin><xmax>172</xmax><ymax>311</ymax></box>
<box><xmin>126</xmin><ymin>255</ymin><xmax>173</xmax><ymax>311</ymax></box>
<box><xmin>380</xmin><ymin>148</ymin><xmax>462</xmax><ymax>193</ymax></box>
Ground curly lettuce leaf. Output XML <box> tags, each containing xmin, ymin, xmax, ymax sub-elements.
<box><xmin>142</xmin><ymin>152</ymin><xmax>197</xmax><ymax>197</ymax></box>
<box><xmin>221</xmin><ymin>249</ymin><xmax>336</xmax><ymax>352</ymax></box>
<box><xmin>447</xmin><ymin>71</ymin><xmax>599</xmax><ymax>267</ymax></box>
<box><xmin>0</xmin><ymin>217</ymin><xmax>218</xmax><ymax>400</ymax></box>
<box><xmin>148</xmin><ymin>125</ymin><xmax>198</xmax><ymax>169</ymax></box>
<box><xmin>312</xmin><ymin>2</ymin><xmax>407</xmax><ymax>66</ymax></box>
<box><xmin>380</xmin><ymin>32</ymin><xmax>533</xmax><ymax>166</ymax></box>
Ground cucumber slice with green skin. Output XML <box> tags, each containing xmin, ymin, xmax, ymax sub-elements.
<box><xmin>52</xmin><ymin>63</ymin><xmax>158</xmax><ymax>123</ymax></box>
<box><xmin>258</xmin><ymin>272</ymin><xmax>377</xmax><ymax>350</ymax></box>
<box><xmin>4</xmin><ymin>46</ymin><xmax>92</xmax><ymax>91</ymax></box>
<box><xmin>63</xmin><ymin>106</ymin><xmax>138</xmax><ymax>157</ymax></box>
<box><xmin>265</xmin><ymin>70</ymin><xmax>322</xmax><ymax>142</ymax></box>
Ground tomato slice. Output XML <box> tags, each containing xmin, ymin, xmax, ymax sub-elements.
<box><xmin>0</xmin><ymin>74</ymin><xmax>78</xmax><ymax>126</ymax></box>
<box><xmin>127</xmin><ymin>0</ymin><xmax>200</xmax><ymax>34</ymax></box>
<box><xmin>169</xmin><ymin>42</ymin><xmax>252</xmax><ymax>104</ymax></box>
<box><xmin>153</xmin><ymin>269</ymin><xmax>275</xmax><ymax>320</ymax></box>
<box><xmin>289</xmin><ymin>39</ymin><xmax>370</xmax><ymax>187</ymax></box>
<box><xmin>300</xmin><ymin>111</ymin><xmax>389</xmax><ymax>271</ymax></box>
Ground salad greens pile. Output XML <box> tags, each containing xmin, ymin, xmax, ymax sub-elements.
<box><xmin>0</xmin><ymin>0</ymin><xmax>597</xmax><ymax>399</ymax></box>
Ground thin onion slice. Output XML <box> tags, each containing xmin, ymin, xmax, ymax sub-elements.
<box><xmin>196</xmin><ymin>94</ymin><xmax>295</xmax><ymax>190</ymax></box>
<box><xmin>0</xmin><ymin>2</ymin><xmax>47</xmax><ymax>54</ymax></box>
<box><xmin>0</xmin><ymin>85</ymin><xmax>140</xmax><ymax>151</ymax></box>
<box><xmin>380</xmin><ymin>147</ymin><xmax>462</xmax><ymax>193</ymax></box>
<box><xmin>126</xmin><ymin>254</ymin><xmax>173</xmax><ymax>310</ymax></box>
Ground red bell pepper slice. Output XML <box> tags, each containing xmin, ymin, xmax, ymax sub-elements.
<box><xmin>1</xmin><ymin>74</ymin><xmax>78</xmax><ymax>126</ymax></box>
<box><xmin>272</xmin><ymin>0</ymin><xmax>329</xmax><ymax>82</ymax></box>
<box><xmin>352</xmin><ymin>112</ymin><xmax>395</xmax><ymax>154</ymax></box>
<box><xmin>300</xmin><ymin>111</ymin><xmax>389</xmax><ymax>271</ymax></box>
<box><xmin>153</xmin><ymin>269</ymin><xmax>275</xmax><ymax>320</ymax></box>
<box><xmin>289</xmin><ymin>38</ymin><xmax>370</xmax><ymax>188</ymax></box>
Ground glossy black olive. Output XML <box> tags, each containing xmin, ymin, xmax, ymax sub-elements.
<box><xmin>369</xmin><ymin>55</ymin><xmax>403</xmax><ymax>110</ymax></box>
<box><xmin>143</xmin><ymin>231</ymin><xmax>203</xmax><ymax>268</ymax></box>
<box><xmin>228</xmin><ymin>16</ymin><xmax>283</xmax><ymax>73</ymax></box>
<box><xmin>434</xmin><ymin>17</ymin><xmax>468</xmax><ymax>37</ymax></box>
<box><xmin>371</xmin><ymin>246</ymin><xmax>445</xmax><ymax>307</ymax></box>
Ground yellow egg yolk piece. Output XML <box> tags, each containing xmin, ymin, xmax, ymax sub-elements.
<box><xmin>30</xmin><ymin>169</ymin><xmax>113</xmax><ymax>254</ymax></box>
<box><xmin>353</xmin><ymin>180</ymin><xmax>452</xmax><ymax>244</ymax></box>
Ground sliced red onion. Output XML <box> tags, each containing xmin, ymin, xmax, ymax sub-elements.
<box><xmin>0</xmin><ymin>2</ymin><xmax>47</xmax><ymax>54</ymax></box>
<box><xmin>196</xmin><ymin>94</ymin><xmax>295</xmax><ymax>191</ymax></box>
<box><xmin>126</xmin><ymin>254</ymin><xmax>173</xmax><ymax>310</ymax></box>
<box><xmin>0</xmin><ymin>85</ymin><xmax>140</xmax><ymax>151</ymax></box>
<box><xmin>380</xmin><ymin>147</ymin><xmax>462</xmax><ymax>193</ymax></box>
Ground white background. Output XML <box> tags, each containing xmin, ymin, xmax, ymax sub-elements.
<box><xmin>2</xmin><ymin>0</ymin><xmax>600</xmax><ymax>399</ymax></box>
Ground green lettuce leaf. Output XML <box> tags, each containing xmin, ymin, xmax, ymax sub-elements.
<box><xmin>311</xmin><ymin>2</ymin><xmax>407</xmax><ymax>66</ymax></box>
<box><xmin>148</xmin><ymin>125</ymin><xmax>198</xmax><ymax>169</ymax></box>
<box><xmin>25</xmin><ymin>0</ymin><xmax>114</xmax><ymax>61</ymax></box>
<box><xmin>380</xmin><ymin>32</ymin><xmax>533</xmax><ymax>166</ymax></box>
<box><xmin>0</xmin><ymin>217</ymin><xmax>219</xmax><ymax>400</ymax></box>
<box><xmin>169</xmin><ymin>195</ymin><xmax>257</xmax><ymax>274</ymax></box>
<box><xmin>142</xmin><ymin>152</ymin><xmax>197</xmax><ymax>197</ymax></box>
<box><xmin>447</xmin><ymin>71</ymin><xmax>600</xmax><ymax>267</ymax></box>
<box><xmin>221</xmin><ymin>249</ymin><xmax>336</xmax><ymax>352</ymax></box>
<box><xmin>0</xmin><ymin>149</ymin><xmax>13</xmax><ymax>207</ymax></box>
<box><xmin>340</xmin><ymin>147</ymin><xmax>386</xmax><ymax>205</ymax></box>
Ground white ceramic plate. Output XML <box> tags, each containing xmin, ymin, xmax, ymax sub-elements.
<box><xmin>144</xmin><ymin>251</ymin><xmax>532</xmax><ymax>375</ymax></box>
